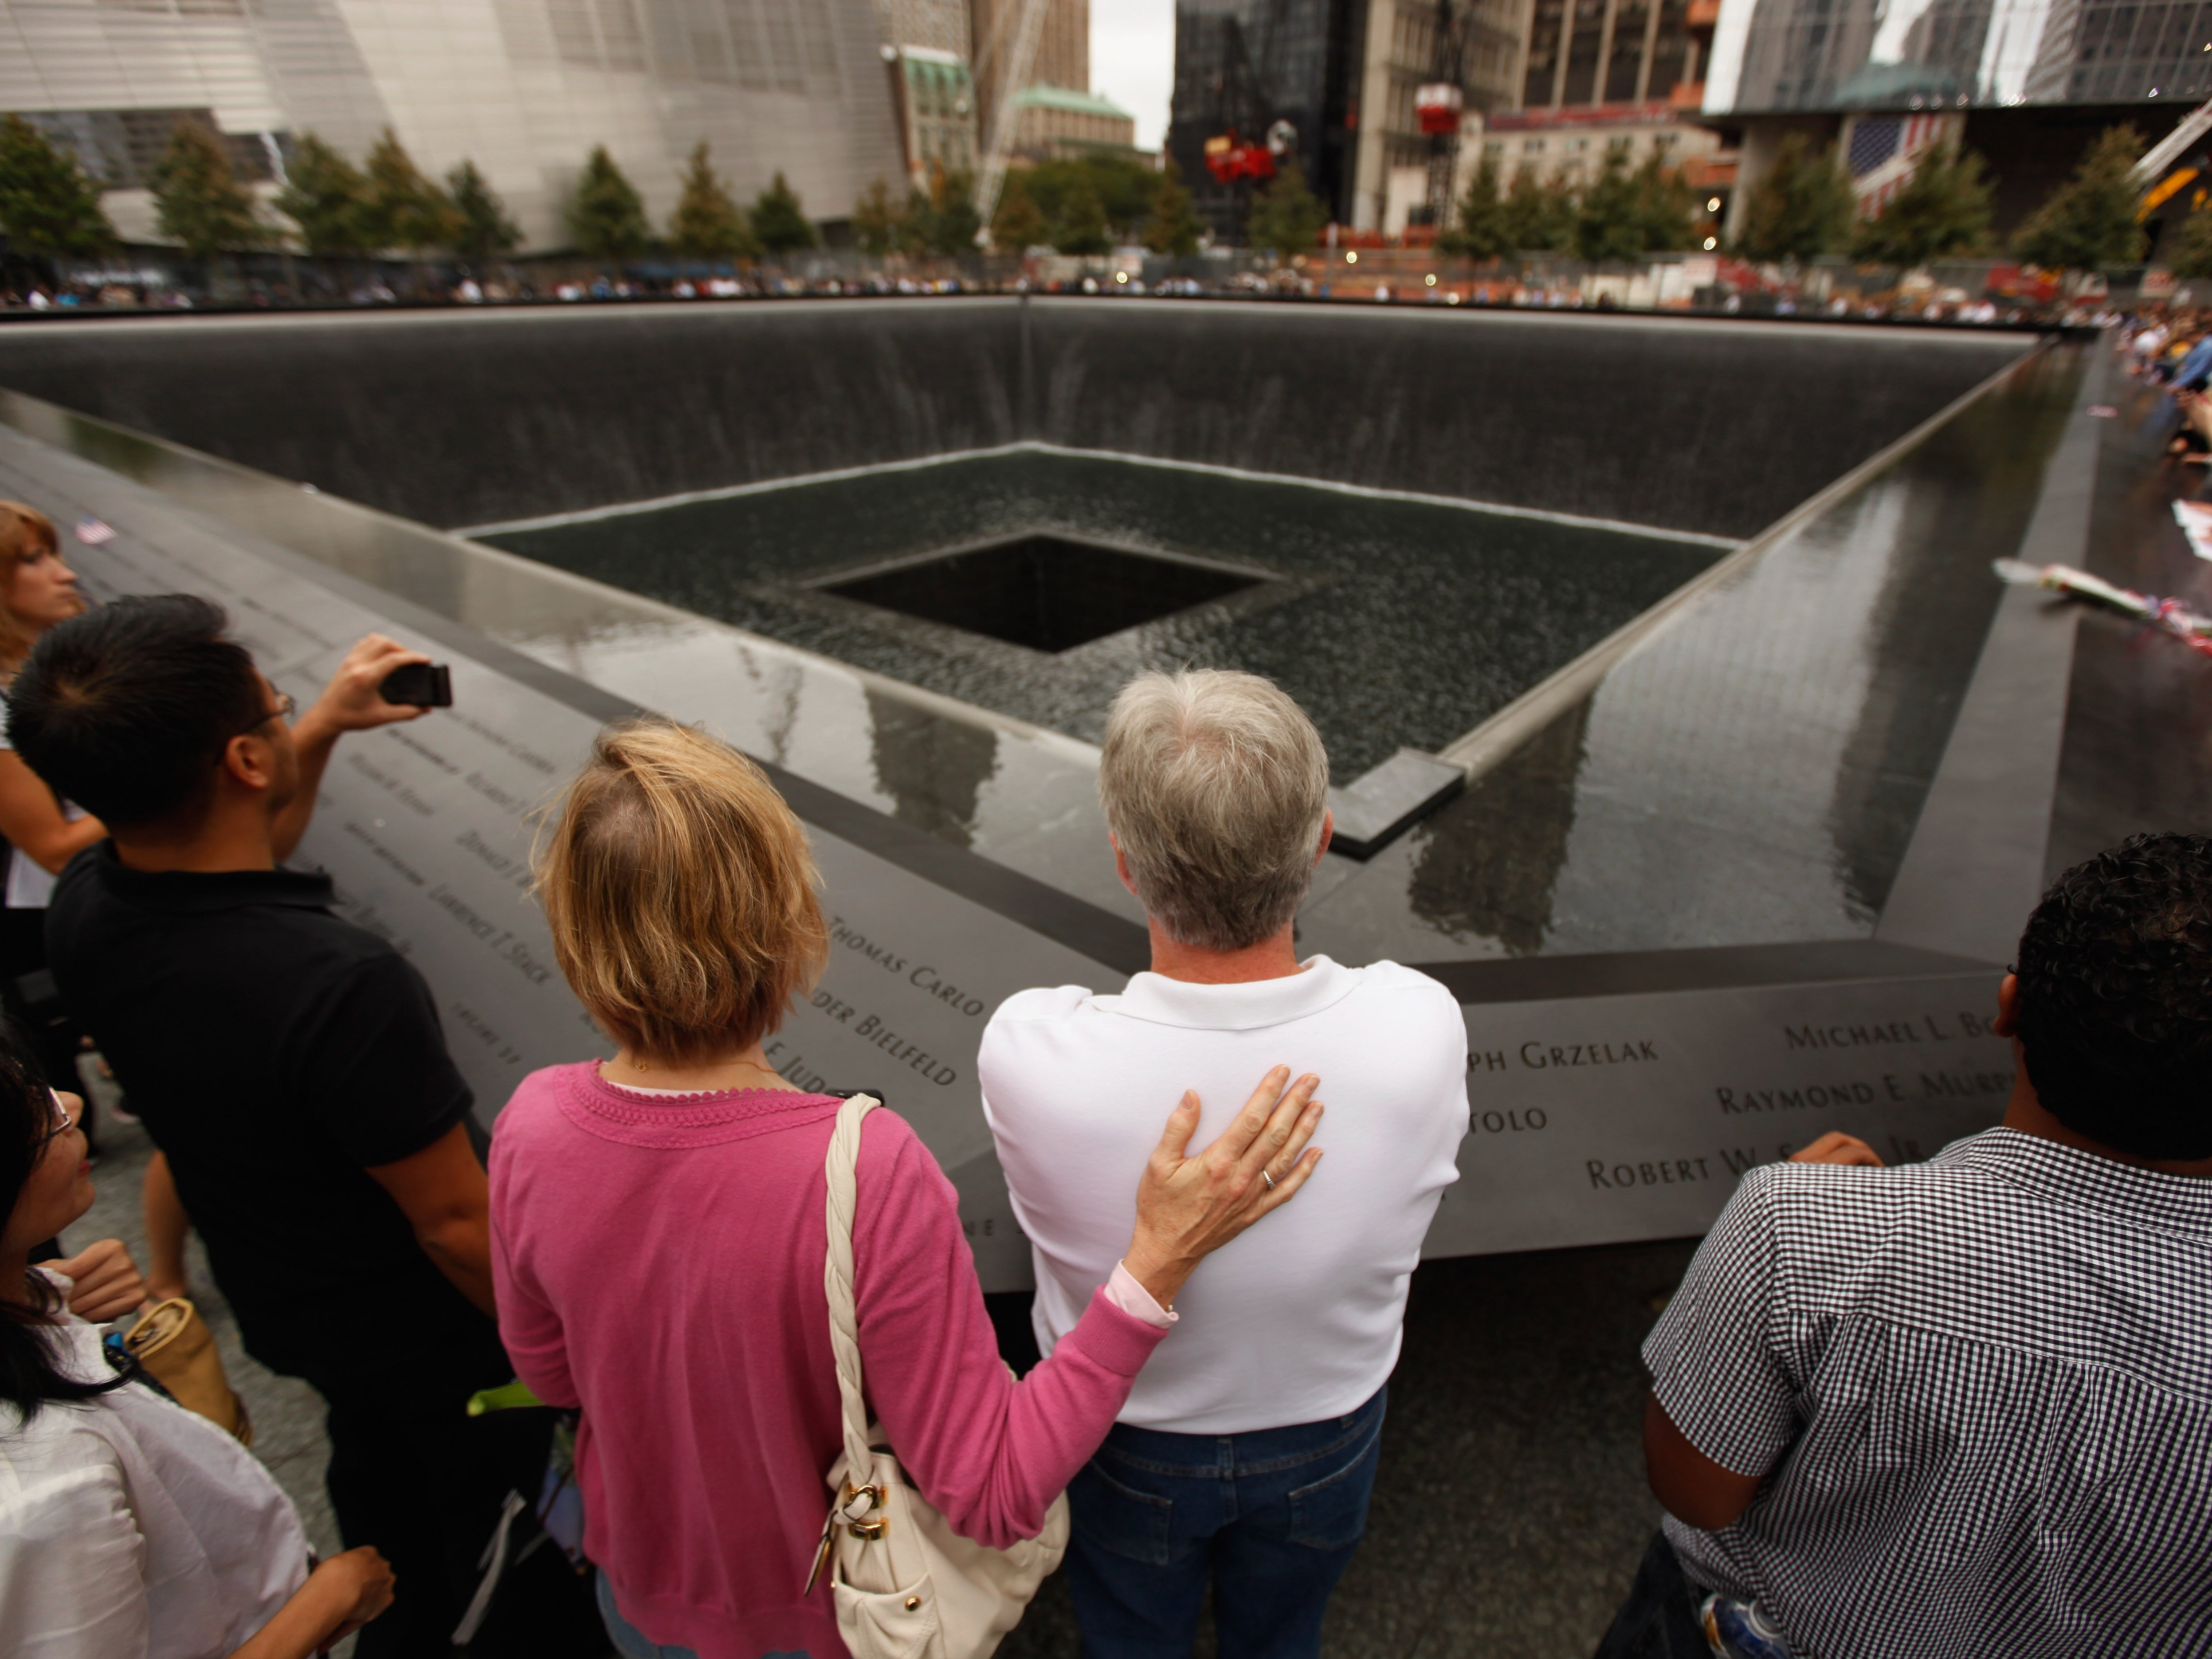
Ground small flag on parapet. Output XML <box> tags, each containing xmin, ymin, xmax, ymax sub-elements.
<box><xmin>75</xmin><ymin>516</ymin><xmax>115</xmax><ymax>546</ymax></box>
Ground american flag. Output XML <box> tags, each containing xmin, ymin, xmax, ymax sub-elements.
<box><xmin>74</xmin><ymin>516</ymin><xmax>114</xmax><ymax>546</ymax></box>
<box><xmin>1855</xmin><ymin>114</ymin><xmax>1953</xmax><ymax>215</ymax></box>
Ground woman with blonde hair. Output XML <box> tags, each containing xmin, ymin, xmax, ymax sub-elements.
<box><xmin>0</xmin><ymin>503</ymin><xmax>102</xmax><ymax>1103</ymax></box>
<box><xmin>490</xmin><ymin>719</ymin><xmax>1324</xmax><ymax>1659</ymax></box>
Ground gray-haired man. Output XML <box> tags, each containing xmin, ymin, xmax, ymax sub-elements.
<box><xmin>980</xmin><ymin>669</ymin><xmax>1469</xmax><ymax>1659</ymax></box>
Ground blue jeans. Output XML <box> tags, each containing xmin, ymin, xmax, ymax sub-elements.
<box><xmin>1593</xmin><ymin>1532</ymin><xmax>1715</xmax><ymax>1659</ymax></box>
<box><xmin>1065</xmin><ymin>1387</ymin><xmax>1386</xmax><ymax>1659</ymax></box>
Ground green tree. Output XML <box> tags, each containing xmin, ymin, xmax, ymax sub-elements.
<box><xmin>1051</xmin><ymin>172</ymin><xmax>1114</xmax><ymax>255</ymax></box>
<box><xmin>2013</xmin><ymin>125</ymin><xmax>2147</xmax><ymax>274</ymax></box>
<box><xmin>1573</xmin><ymin>143</ymin><xmax>1648</xmax><ymax>263</ymax></box>
<box><xmin>750</xmin><ymin>171</ymin><xmax>818</xmax><ymax>254</ymax></box>
<box><xmin>1629</xmin><ymin>151</ymin><xmax>1701</xmax><ymax>251</ymax></box>
<box><xmin>1244</xmin><ymin>162</ymin><xmax>1327</xmax><ymax>259</ymax></box>
<box><xmin>913</xmin><ymin>169</ymin><xmax>981</xmax><ymax>255</ymax></box>
<box><xmin>1851</xmin><ymin>142</ymin><xmax>1993</xmax><ymax>267</ymax></box>
<box><xmin>568</xmin><ymin>145</ymin><xmax>649</xmax><ymax>259</ymax></box>
<box><xmin>854</xmin><ymin>177</ymin><xmax>908</xmax><ymax>255</ymax></box>
<box><xmin>992</xmin><ymin>174</ymin><xmax>1047</xmax><ymax>249</ymax></box>
<box><xmin>359</xmin><ymin>128</ymin><xmax>458</xmax><ymax>252</ymax></box>
<box><xmin>275</xmin><ymin>132</ymin><xmax>369</xmax><ymax>256</ymax></box>
<box><xmin>0</xmin><ymin>115</ymin><xmax>114</xmax><ymax>259</ymax></box>
<box><xmin>1438</xmin><ymin>153</ymin><xmax>1511</xmax><ymax>260</ymax></box>
<box><xmin>2165</xmin><ymin>207</ymin><xmax>2212</xmax><ymax>279</ymax></box>
<box><xmin>148</xmin><ymin>120</ymin><xmax>271</xmax><ymax>255</ymax></box>
<box><xmin>670</xmin><ymin>141</ymin><xmax>753</xmax><ymax>259</ymax></box>
<box><xmin>1733</xmin><ymin>133</ymin><xmax>1854</xmax><ymax>262</ymax></box>
<box><xmin>1501</xmin><ymin>167</ymin><xmax>1573</xmax><ymax>252</ymax></box>
<box><xmin>1143</xmin><ymin>161</ymin><xmax>1203</xmax><ymax>256</ymax></box>
<box><xmin>447</xmin><ymin>160</ymin><xmax>521</xmax><ymax>260</ymax></box>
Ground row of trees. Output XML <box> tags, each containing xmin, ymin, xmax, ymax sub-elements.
<box><xmin>1213</xmin><ymin>122</ymin><xmax>2196</xmax><ymax>279</ymax></box>
<box><xmin>1439</xmin><ymin>146</ymin><xmax>1704</xmax><ymax>263</ymax></box>
<box><xmin>847</xmin><ymin>153</ymin><xmax>1206</xmax><ymax>260</ymax></box>
<box><xmin>0</xmin><ymin>114</ymin><xmax>820</xmax><ymax>265</ymax></box>
<box><xmin>568</xmin><ymin>144</ymin><xmax>816</xmax><ymax>260</ymax></box>
<box><xmin>1734</xmin><ymin>124</ymin><xmax>2205</xmax><ymax>277</ymax></box>
<box><xmin>10</xmin><ymin>106</ymin><xmax>2207</xmax><ymax>280</ymax></box>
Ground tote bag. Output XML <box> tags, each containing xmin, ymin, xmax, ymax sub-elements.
<box><xmin>810</xmin><ymin>1093</ymin><xmax>1068</xmax><ymax>1659</ymax></box>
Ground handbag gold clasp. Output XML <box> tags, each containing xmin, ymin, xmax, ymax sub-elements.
<box><xmin>839</xmin><ymin>1481</ymin><xmax>889</xmax><ymax>1540</ymax></box>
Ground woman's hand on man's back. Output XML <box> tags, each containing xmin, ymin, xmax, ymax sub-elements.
<box><xmin>1122</xmin><ymin>1065</ymin><xmax>1323</xmax><ymax>1309</ymax></box>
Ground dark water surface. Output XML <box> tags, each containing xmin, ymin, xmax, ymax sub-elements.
<box><xmin>481</xmin><ymin>452</ymin><xmax>1723</xmax><ymax>781</ymax></box>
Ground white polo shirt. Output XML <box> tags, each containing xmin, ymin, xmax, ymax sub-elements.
<box><xmin>980</xmin><ymin>955</ymin><xmax>1468</xmax><ymax>1434</ymax></box>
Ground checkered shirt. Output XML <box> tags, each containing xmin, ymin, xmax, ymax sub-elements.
<box><xmin>1645</xmin><ymin>1128</ymin><xmax>2212</xmax><ymax>1659</ymax></box>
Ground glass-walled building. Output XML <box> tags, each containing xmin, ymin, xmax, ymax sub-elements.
<box><xmin>1702</xmin><ymin>0</ymin><xmax>2212</xmax><ymax>111</ymax></box>
<box><xmin>1167</xmin><ymin>0</ymin><xmax>1366</xmax><ymax>238</ymax></box>
<box><xmin>0</xmin><ymin>0</ymin><xmax>904</xmax><ymax>249</ymax></box>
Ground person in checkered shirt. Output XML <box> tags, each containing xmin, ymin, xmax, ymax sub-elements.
<box><xmin>1596</xmin><ymin>832</ymin><xmax>2212</xmax><ymax>1659</ymax></box>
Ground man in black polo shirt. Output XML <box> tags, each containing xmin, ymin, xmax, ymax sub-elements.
<box><xmin>11</xmin><ymin>595</ymin><xmax>532</xmax><ymax>1656</ymax></box>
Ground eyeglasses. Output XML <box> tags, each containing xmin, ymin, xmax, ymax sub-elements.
<box><xmin>228</xmin><ymin>691</ymin><xmax>296</xmax><ymax>744</ymax></box>
<box><xmin>33</xmin><ymin>1089</ymin><xmax>75</xmax><ymax>1149</ymax></box>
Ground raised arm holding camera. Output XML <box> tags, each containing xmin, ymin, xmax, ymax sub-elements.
<box><xmin>4</xmin><ymin>594</ymin><xmax>538</xmax><ymax>1656</ymax></box>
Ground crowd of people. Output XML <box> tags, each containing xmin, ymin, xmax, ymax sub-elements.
<box><xmin>0</xmin><ymin>488</ymin><xmax>2204</xmax><ymax>1659</ymax></box>
<box><xmin>0</xmin><ymin>270</ymin><xmax>2100</xmax><ymax>322</ymax></box>
<box><xmin>2119</xmin><ymin>305</ymin><xmax>2212</xmax><ymax>460</ymax></box>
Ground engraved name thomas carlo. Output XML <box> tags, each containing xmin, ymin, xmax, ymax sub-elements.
<box><xmin>772</xmin><ymin>913</ymin><xmax>991</xmax><ymax>1096</ymax></box>
<box><xmin>1463</xmin><ymin>997</ymin><xmax>2012</xmax><ymax>1195</ymax></box>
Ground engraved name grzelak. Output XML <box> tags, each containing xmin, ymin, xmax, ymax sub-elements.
<box><xmin>1783</xmin><ymin>1011</ymin><xmax>1996</xmax><ymax>1050</ymax></box>
<box><xmin>1468</xmin><ymin>1039</ymin><xmax>1659</xmax><ymax>1074</ymax></box>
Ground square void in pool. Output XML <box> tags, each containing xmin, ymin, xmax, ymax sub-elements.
<box><xmin>816</xmin><ymin>534</ymin><xmax>1262</xmax><ymax>652</ymax></box>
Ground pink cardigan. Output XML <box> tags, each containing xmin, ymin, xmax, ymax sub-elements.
<box><xmin>488</xmin><ymin>1062</ymin><xmax>1168</xmax><ymax>1658</ymax></box>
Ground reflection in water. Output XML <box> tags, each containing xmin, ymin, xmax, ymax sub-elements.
<box><xmin>1305</xmin><ymin>343</ymin><xmax>2086</xmax><ymax>962</ymax></box>
<box><xmin>865</xmin><ymin>690</ymin><xmax>1000</xmax><ymax>848</ymax></box>
<box><xmin>1407</xmin><ymin>703</ymin><xmax>1591</xmax><ymax>954</ymax></box>
<box><xmin>2048</xmin><ymin>369</ymin><xmax>2212</xmax><ymax>876</ymax></box>
<box><xmin>735</xmin><ymin>646</ymin><xmax>805</xmax><ymax>768</ymax></box>
<box><xmin>1824</xmin><ymin>351</ymin><xmax>2075</xmax><ymax>914</ymax></box>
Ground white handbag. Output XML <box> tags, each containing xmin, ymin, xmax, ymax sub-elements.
<box><xmin>808</xmin><ymin>1093</ymin><xmax>1069</xmax><ymax>1659</ymax></box>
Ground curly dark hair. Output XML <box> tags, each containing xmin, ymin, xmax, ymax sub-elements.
<box><xmin>2014</xmin><ymin>833</ymin><xmax>2212</xmax><ymax>1161</ymax></box>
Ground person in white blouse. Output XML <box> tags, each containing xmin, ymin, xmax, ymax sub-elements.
<box><xmin>0</xmin><ymin>1033</ymin><xmax>396</xmax><ymax>1657</ymax></box>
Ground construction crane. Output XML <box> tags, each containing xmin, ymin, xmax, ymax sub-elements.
<box><xmin>2130</xmin><ymin>98</ymin><xmax>2212</xmax><ymax>225</ymax></box>
<box><xmin>973</xmin><ymin>0</ymin><xmax>1052</xmax><ymax>246</ymax></box>
<box><xmin>1417</xmin><ymin>0</ymin><xmax>1487</xmax><ymax>231</ymax></box>
<box><xmin>2131</xmin><ymin>100</ymin><xmax>2212</xmax><ymax>188</ymax></box>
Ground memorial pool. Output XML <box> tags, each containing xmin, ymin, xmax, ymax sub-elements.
<box><xmin>0</xmin><ymin>302</ymin><xmax>2074</xmax><ymax>1268</ymax></box>
<box><xmin>0</xmin><ymin>301</ymin><xmax>2152</xmax><ymax>1659</ymax></box>
<box><xmin>475</xmin><ymin>449</ymin><xmax>1726</xmax><ymax>782</ymax></box>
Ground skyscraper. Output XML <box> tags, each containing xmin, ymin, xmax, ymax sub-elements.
<box><xmin>969</xmin><ymin>0</ymin><xmax>1089</xmax><ymax>150</ymax></box>
<box><xmin>0</xmin><ymin>0</ymin><xmax>903</xmax><ymax>249</ymax></box>
<box><xmin>1167</xmin><ymin>0</ymin><xmax>1366</xmax><ymax>237</ymax></box>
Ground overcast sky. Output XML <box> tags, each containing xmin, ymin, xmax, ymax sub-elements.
<box><xmin>1091</xmin><ymin>0</ymin><xmax>1175</xmax><ymax>152</ymax></box>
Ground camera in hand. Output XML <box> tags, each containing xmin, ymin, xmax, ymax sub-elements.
<box><xmin>378</xmin><ymin>663</ymin><xmax>453</xmax><ymax>708</ymax></box>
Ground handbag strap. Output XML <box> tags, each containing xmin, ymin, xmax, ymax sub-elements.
<box><xmin>822</xmin><ymin>1092</ymin><xmax>882</xmax><ymax>1487</ymax></box>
